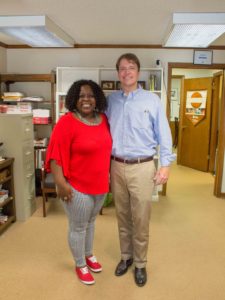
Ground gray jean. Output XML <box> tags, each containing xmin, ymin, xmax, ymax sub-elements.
<box><xmin>62</xmin><ymin>186</ymin><xmax>105</xmax><ymax>267</ymax></box>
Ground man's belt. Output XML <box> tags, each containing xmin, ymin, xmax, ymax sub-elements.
<box><xmin>111</xmin><ymin>155</ymin><xmax>153</xmax><ymax>164</ymax></box>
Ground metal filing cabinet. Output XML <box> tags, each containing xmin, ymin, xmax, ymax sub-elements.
<box><xmin>0</xmin><ymin>113</ymin><xmax>36</xmax><ymax>221</ymax></box>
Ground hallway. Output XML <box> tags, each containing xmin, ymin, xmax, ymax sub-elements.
<box><xmin>0</xmin><ymin>163</ymin><xmax>225</xmax><ymax>300</ymax></box>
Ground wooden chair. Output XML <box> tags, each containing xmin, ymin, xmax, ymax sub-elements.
<box><xmin>40</xmin><ymin>150</ymin><xmax>57</xmax><ymax>217</ymax></box>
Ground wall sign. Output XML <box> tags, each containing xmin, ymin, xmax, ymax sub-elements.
<box><xmin>193</xmin><ymin>50</ymin><xmax>213</xmax><ymax>65</ymax></box>
<box><xmin>185</xmin><ymin>90</ymin><xmax>207</xmax><ymax>125</ymax></box>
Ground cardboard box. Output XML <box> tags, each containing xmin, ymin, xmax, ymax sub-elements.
<box><xmin>33</xmin><ymin>117</ymin><xmax>52</xmax><ymax>124</ymax></box>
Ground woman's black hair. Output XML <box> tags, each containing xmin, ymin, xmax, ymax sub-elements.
<box><xmin>65</xmin><ymin>79</ymin><xmax>107</xmax><ymax>112</ymax></box>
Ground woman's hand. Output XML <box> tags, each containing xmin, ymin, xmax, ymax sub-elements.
<box><xmin>50</xmin><ymin>160</ymin><xmax>73</xmax><ymax>202</ymax></box>
<box><xmin>57</xmin><ymin>181</ymin><xmax>73</xmax><ymax>202</ymax></box>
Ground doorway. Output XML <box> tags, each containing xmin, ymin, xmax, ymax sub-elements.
<box><xmin>167</xmin><ymin>63</ymin><xmax>225</xmax><ymax>197</ymax></box>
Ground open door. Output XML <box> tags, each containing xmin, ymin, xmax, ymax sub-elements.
<box><xmin>208</xmin><ymin>72</ymin><xmax>222</xmax><ymax>173</ymax></box>
<box><xmin>167</xmin><ymin>63</ymin><xmax>225</xmax><ymax>198</ymax></box>
<box><xmin>178</xmin><ymin>77</ymin><xmax>212</xmax><ymax>172</ymax></box>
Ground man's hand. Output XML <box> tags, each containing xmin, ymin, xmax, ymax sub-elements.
<box><xmin>153</xmin><ymin>166</ymin><xmax>170</xmax><ymax>185</ymax></box>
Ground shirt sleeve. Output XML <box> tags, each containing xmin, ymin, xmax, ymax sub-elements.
<box><xmin>154</xmin><ymin>99</ymin><xmax>176</xmax><ymax>167</ymax></box>
<box><xmin>45</xmin><ymin>115</ymin><xmax>72</xmax><ymax>179</ymax></box>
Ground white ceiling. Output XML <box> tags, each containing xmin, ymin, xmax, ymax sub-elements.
<box><xmin>0</xmin><ymin>0</ymin><xmax>225</xmax><ymax>47</ymax></box>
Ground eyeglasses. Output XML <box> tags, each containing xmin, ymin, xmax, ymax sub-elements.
<box><xmin>118</xmin><ymin>66</ymin><xmax>137</xmax><ymax>72</ymax></box>
<box><xmin>79</xmin><ymin>94</ymin><xmax>95</xmax><ymax>100</ymax></box>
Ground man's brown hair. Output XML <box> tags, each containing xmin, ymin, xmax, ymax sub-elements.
<box><xmin>116</xmin><ymin>53</ymin><xmax>140</xmax><ymax>71</ymax></box>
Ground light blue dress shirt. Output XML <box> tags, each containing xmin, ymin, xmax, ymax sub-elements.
<box><xmin>106</xmin><ymin>88</ymin><xmax>175</xmax><ymax>167</ymax></box>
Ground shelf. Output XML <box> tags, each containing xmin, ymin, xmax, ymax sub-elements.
<box><xmin>34</xmin><ymin>146</ymin><xmax>47</xmax><ymax>149</ymax></box>
<box><xmin>0</xmin><ymin>175</ymin><xmax>12</xmax><ymax>184</ymax></box>
<box><xmin>0</xmin><ymin>158</ymin><xmax>15</xmax><ymax>234</ymax></box>
<box><xmin>0</xmin><ymin>215</ymin><xmax>16</xmax><ymax>233</ymax></box>
<box><xmin>0</xmin><ymin>196</ymin><xmax>13</xmax><ymax>208</ymax></box>
<box><xmin>0</xmin><ymin>72</ymin><xmax>56</xmax><ymax>127</ymax></box>
<box><xmin>0</xmin><ymin>74</ymin><xmax>54</xmax><ymax>83</ymax></box>
<box><xmin>33</xmin><ymin>123</ymin><xmax>52</xmax><ymax>125</ymax></box>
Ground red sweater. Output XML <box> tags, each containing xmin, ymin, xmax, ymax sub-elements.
<box><xmin>45</xmin><ymin>112</ymin><xmax>112</xmax><ymax>194</ymax></box>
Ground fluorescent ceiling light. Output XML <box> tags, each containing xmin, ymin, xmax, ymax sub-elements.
<box><xmin>164</xmin><ymin>13</ymin><xmax>225</xmax><ymax>48</ymax></box>
<box><xmin>0</xmin><ymin>15</ymin><xmax>74</xmax><ymax>47</ymax></box>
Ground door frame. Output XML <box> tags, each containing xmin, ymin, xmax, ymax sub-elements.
<box><xmin>170</xmin><ymin>75</ymin><xmax>185</xmax><ymax>164</ymax></box>
<box><xmin>167</xmin><ymin>63</ymin><xmax>225</xmax><ymax>198</ymax></box>
<box><xmin>208</xmin><ymin>71</ymin><xmax>222</xmax><ymax>173</ymax></box>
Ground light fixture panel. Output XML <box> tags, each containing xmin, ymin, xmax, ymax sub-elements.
<box><xmin>0</xmin><ymin>15</ymin><xmax>74</xmax><ymax>47</ymax></box>
<box><xmin>164</xmin><ymin>13</ymin><xmax>225</xmax><ymax>48</ymax></box>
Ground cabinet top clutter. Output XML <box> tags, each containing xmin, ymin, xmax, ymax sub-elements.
<box><xmin>0</xmin><ymin>72</ymin><xmax>56</xmax><ymax>125</ymax></box>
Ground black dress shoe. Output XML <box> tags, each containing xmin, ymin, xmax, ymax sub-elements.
<box><xmin>134</xmin><ymin>267</ymin><xmax>147</xmax><ymax>287</ymax></box>
<box><xmin>115</xmin><ymin>258</ymin><xmax>133</xmax><ymax>276</ymax></box>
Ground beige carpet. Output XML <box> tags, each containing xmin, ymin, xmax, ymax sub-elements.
<box><xmin>1</xmin><ymin>163</ymin><xmax>225</xmax><ymax>300</ymax></box>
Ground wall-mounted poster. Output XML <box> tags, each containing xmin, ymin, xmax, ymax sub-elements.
<box><xmin>185</xmin><ymin>90</ymin><xmax>207</xmax><ymax>126</ymax></box>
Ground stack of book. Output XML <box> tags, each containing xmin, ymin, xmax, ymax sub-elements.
<box><xmin>35</xmin><ymin>148</ymin><xmax>47</xmax><ymax>169</ymax></box>
<box><xmin>0</xmin><ymin>207</ymin><xmax>8</xmax><ymax>224</ymax></box>
<box><xmin>2</xmin><ymin>92</ymin><xmax>25</xmax><ymax>102</ymax></box>
<box><xmin>34</xmin><ymin>137</ymin><xmax>48</xmax><ymax>147</ymax></box>
<box><xmin>0</xmin><ymin>189</ymin><xmax>9</xmax><ymax>204</ymax></box>
<box><xmin>149</xmin><ymin>75</ymin><xmax>158</xmax><ymax>91</ymax></box>
<box><xmin>6</xmin><ymin>103</ymin><xmax>32</xmax><ymax>114</ymax></box>
<box><xmin>33</xmin><ymin>109</ymin><xmax>51</xmax><ymax>124</ymax></box>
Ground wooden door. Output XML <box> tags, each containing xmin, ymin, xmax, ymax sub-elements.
<box><xmin>178</xmin><ymin>77</ymin><xmax>212</xmax><ymax>171</ymax></box>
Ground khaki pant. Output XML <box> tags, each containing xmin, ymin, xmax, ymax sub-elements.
<box><xmin>110</xmin><ymin>160</ymin><xmax>155</xmax><ymax>268</ymax></box>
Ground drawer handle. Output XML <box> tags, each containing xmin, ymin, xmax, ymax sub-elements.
<box><xmin>25</xmin><ymin>128</ymin><xmax>30</xmax><ymax>132</ymax></box>
<box><xmin>25</xmin><ymin>151</ymin><xmax>32</xmax><ymax>155</ymax></box>
<box><xmin>26</xmin><ymin>173</ymin><xmax>33</xmax><ymax>178</ymax></box>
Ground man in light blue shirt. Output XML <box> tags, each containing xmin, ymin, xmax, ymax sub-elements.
<box><xmin>106</xmin><ymin>53</ymin><xmax>174</xmax><ymax>287</ymax></box>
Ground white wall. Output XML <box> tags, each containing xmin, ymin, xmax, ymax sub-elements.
<box><xmin>6</xmin><ymin>48</ymin><xmax>193</xmax><ymax>72</ymax></box>
<box><xmin>5</xmin><ymin>48</ymin><xmax>225</xmax><ymax>105</ymax></box>
<box><xmin>6</xmin><ymin>48</ymin><xmax>225</xmax><ymax>110</ymax></box>
<box><xmin>5</xmin><ymin>47</ymin><xmax>225</xmax><ymax>77</ymax></box>
<box><xmin>0</xmin><ymin>46</ymin><xmax>6</xmax><ymax>72</ymax></box>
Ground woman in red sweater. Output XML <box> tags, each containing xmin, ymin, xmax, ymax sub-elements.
<box><xmin>46</xmin><ymin>80</ymin><xmax>112</xmax><ymax>285</ymax></box>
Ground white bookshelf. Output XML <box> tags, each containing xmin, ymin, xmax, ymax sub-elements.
<box><xmin>55</xmin><ymin>66</ymin><xmax>163</xmax><ymax>121</ymax></box>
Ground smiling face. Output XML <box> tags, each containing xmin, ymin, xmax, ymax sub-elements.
<box><xmin>118</xmin><ymin>58</ymin><xmax>140</xmax><ymax>93</ymax></box>
<box><xmin>76</xmin><ymin>85</ymin><xmax>96</xmax><ymax>117</ymax></box>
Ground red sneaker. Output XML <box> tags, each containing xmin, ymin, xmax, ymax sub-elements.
<box><xmin>86</xmin><ymin>255</ymin><xmax>102</xmax><ymax>272</ymax></box>
<box><xmin>75</xmin><ymin>266</ymin><xmax>95</xmax><ymax>285</ymax></box>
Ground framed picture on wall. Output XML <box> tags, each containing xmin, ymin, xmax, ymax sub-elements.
<box><xmin>171</xmin><ymin>88</ymin><xmax>178</xmax><ymax>101</ymax></box>
<box><xmin>193</xmin><ymin>50</ymin><xmax>213</xmax><ymax>65</ymax></box>
<box><xmin>138</xmin><ymin>81</ymin><xmax>146</xmax><ymax>89</ymax></box>
<box><xmin>101</xmin><ymin>80</ymin><xmax>115</xmax><ymax>90</ymax></box>
<box><xmin>115</xmin><ymin>81</ymin><xmax>121</xmax><ymax>90</ymax></box>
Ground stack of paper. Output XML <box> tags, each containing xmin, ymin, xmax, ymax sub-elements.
<box><xmin>21</xmin><ymin>96</ymin><xmax>44</xmax><ymax>102</ymax></box>
<box><xmin>33</xmin><ymin>109</ymin><xmax>50</xmax><ymax>117</ymax></box>
<box><xmin>32</xmin><ymin>109</ymin><xmax>51</xmax><ymax>124</ymax></box>
<box><xmin>6</xmin><ymin>103</ymin><xmax>32</xmax><ymax>114</ymax></box>
<box><xmin>2</xmin><ymin>92</ymin><xmax>25</xmax><ymax>102</ymax></box>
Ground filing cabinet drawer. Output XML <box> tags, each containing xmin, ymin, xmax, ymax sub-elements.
<box><xmin>22</xmin><ymin>141</ymin><xmax>34</xmax><ymax>164</ymax></box>
<box><xmin>0</xmin><ymin>113</ymin><xmax>36</xmax><ymax>221</ymax></box>
<box><xmin>21</xmin><ymin>116</ymin><xmax>33</xmax><ymax>140</ymax></box>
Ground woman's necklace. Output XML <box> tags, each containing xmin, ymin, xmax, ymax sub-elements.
<box><xmin>74</xmin><ymin>110</ymin><xmax>101</xmax><ymax>126</ymax></box>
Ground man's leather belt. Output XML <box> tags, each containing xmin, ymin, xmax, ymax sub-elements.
<box><xmin>111</xmin><ymin>155</ymin><xmax>153</xmax><ymax>164</ymax></box>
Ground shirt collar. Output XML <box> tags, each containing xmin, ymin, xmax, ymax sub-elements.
<box><xmin>120</xmin><ymin>87</ymin><xmax>142</xmax><ymax>98</ymax></box>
